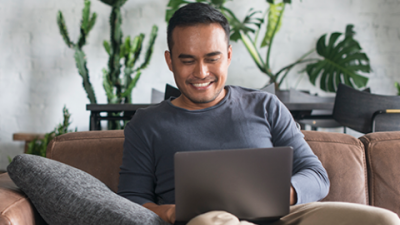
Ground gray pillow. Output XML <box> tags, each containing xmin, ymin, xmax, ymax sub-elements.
<box><xmin>7</xmin><ymin>154</ymin><xmax>168</xmax><ymax>225</ymax></box>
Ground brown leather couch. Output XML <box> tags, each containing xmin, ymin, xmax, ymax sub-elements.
<box><xmin>1</xmin><ymin>130</ymin><xmax>400</xmax><ymax>224</ymax></box>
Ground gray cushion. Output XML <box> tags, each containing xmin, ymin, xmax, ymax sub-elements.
<box><xmin>7</xmin><ymin>154</ymin><xmax>168</xmax><ymax>225</ymax></box>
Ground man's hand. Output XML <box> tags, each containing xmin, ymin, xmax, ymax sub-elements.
<box><xmin>143</xmin><ymin>202</ymin><xmax>176</xmax><ymax>224</ymax></box>
<box><xmin>290</xmin><ymin>186</ymin><xmax>297</xmax><ymax>205</ymax></box>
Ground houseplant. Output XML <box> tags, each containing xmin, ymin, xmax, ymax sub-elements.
<box><xmin>57</xmin><ymin>0</ymin><xmax>158</xmax><ymax>129</ymax></box>
<box><xmin>26</xmin><ymin>106</ymin><xmax>76</xmax><ymax>157</ymax></box>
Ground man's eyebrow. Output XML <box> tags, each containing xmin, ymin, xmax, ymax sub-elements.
<box><xmin>205</xmin><ymin>51</ymin><xmax>222</xmax><ymax>57</ymax></box>
<box><xmin>178</xmin><ymin>54</ymin><xmax>195</xmax><ymax>59</ymax></box>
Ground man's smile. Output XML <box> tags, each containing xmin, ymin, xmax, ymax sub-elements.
<box><xmin>191</xmin><ymin>82</ymin><xmax>212</xmax><ymax>88</ymax></box>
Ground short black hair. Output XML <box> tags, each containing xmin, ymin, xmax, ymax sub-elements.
<box><xmin>167</xmin><ymin>3</ymin><xmax>230</xmax><ymax>52</ymax></box>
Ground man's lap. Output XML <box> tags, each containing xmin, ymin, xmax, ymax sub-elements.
<box><xmin>188</xmin><ymin>202</ymin><xmax>400</xmax><ymax>225</ymax></box>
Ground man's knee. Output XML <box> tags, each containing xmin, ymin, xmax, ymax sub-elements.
<box><xmin>301</xmin><ymin>202</ymin><xmax>400</xmax><ymax>225</ymax></box>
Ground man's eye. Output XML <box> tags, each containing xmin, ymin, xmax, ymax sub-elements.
<box><xmin>182</xmin><ymin>60</ymin><xmax>194</xmax><ymax>64</ymax></box>
<box><xmin>207</xmin><ymin>58</ymin><xmax>220</xmax><ymax>62</ymax></box>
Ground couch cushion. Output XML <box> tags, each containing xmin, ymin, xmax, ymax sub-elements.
<box><xmin>7</xmin><ymin>154</ymin><xmax>168</xmax><ymax>225</ymax></box>
<box><xmin>302</xmin><ymin>131</ymin><xmax>368</xmax><ymax>204</ymax></box>
<box><xmin>360</xmin><ymin>131</ymin><xmax>400</xmax><ymax>215</ymax></box>
<box><xmin>46</xmin><ymin>130</ymin><xmax>124</xmax><ymax>193</ymax></box>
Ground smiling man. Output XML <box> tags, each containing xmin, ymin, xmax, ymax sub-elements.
<box><xmin>117</xmin><ymin>3</ymin><xmax>400</xmax><ymax>225</ymax></box>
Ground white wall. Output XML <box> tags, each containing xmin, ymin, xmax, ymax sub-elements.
<box><xmin>1</xmin><ymin>0</ymin><xmax>399</xmax><ymax>170</ymax></box>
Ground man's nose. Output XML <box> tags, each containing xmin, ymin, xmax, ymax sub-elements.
<box><xmin>193</xmin><ymin>61</ymin><xmax>208</xmax><ymax>79</ymax></box>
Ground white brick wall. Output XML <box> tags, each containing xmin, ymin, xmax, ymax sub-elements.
<box><xmin>1</xmin><ymin>0</ymin><xmax>399</xmax><ymax>170</ymax></box>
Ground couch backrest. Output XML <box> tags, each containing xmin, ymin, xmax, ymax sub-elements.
<box><xmin>302</xmin><ymin>131</ymin><xmax>368</xmax><ymax>204</ymax></box>
<box><xmin>47</xmin><ymin>130</ymin><xmax>370</xmax><ymax>205</ymax></box>
<box><xmin>47</xmin><ymin>130</ymin><xmax>124</xmax><ymax>193</ymax></box>
<box><xmin>360</xmin><ymin>131</ymin><xmax>400</xmax><ymax>215</ymax></box>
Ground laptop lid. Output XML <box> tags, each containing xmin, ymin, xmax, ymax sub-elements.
<box><xmin>174</xmin><ymin>147</ymin><xmax>293</xmax><ymax>224</ymax></box>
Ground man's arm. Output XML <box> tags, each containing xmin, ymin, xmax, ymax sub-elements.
<box><xmin>267</xmin><ymin>96</ymin><xmax>330</xmax><ymax>204</ymax></box>
<box><xmin>143</xmin><ymin>203</ymin><xmax>176</xmax><ymax>224</ymax></box>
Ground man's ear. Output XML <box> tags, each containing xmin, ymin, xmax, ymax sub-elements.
<box><xmin>227</xmin><ymin>45</ymin><xmax>233</xmax><ymax>65</ymax></box>
<box><xmin>165</xmin><ymin>50</ymin><xmax>173</xmax><ymax>72</ymax></box>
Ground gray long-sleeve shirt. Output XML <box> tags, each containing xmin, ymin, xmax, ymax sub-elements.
<box><xmin>118</xmin><ymin>85</ymin><xmax>330</xmax><ymax>205</ymax></box>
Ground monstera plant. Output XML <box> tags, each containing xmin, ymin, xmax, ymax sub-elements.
<box><xmin>57</xmin><ymin>0</ymin><xmax>158</xmax><ymax>129</ymax></box>
<box><xmin>305</xmin><ymin>25</ymin><xmax>371</xmax><ymax>92</ymax></box>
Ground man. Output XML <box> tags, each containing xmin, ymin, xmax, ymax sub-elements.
<box><xmin>118</xmin><ymin>3</ymin><xmax>400</xmax><ymax>225</ymax></box>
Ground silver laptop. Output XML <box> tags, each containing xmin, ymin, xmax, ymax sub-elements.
<box><xmin>174</xmin><ymin>147</ymin><xmax>293</xmax><ymax>224</ymax></box>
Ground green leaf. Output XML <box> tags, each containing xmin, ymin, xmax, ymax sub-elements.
<box><xmin>396</xmin><ymin>82</ymin><xmax>400</xmax><ymax>95</ymax></box>
<box><xmin>305</xmin><ymin>25</ymin><xmax>371</xmax><ymax>92</ymax></box>
<box><xmin>103</xmin><ymin>40</ymin><xmax>111</xmax><ymax>55</ymax></box>
<box><xmin>240</xmin><ymin>31</ymin><xmax>266</xmax><ymax>74</ymax></box>
<box><xmin>127</xmin><ymin>33</ymin><xmax>145</xmax><ymax>68</ymax></box>
<box><xmin>165</xmin><ymin>0</ymin><xmax>192</xmax><ymax>22</ymax></box>
<box><xmin>74</xmin><ymin>48</ymin><xmax>97</xmax><ymax>103</ymax></box>
<box><xmin>139</xmin><ymin>25</ymin><xmax>158</xmax><ymax>70</ymax></box>
<box><xmin>261</xmin><ymin>2</ymin><xmax>284</xmax><ymax>47</ymax></box>
<box><xmin>88</xmin><ymin>12</ymin><xmax>97</xmax><ymax>33</ymax></box>
<box><xmin>81</xmin><ymin>0</ymin><xmax>91</xmax><ymax>34</ymax></box>
<box><xmin>56</xmin><ymin>11</ymin><xmax>73</xmax><ymax>48</ymax></box>
<box><xmin>102</xmin><ymin>68</ymin><xmax>116</xmax><ymax>102</ymax></box>
<box><xmin>223</xmin><ymin>7</ymin><xmax>262</xmax><ymax>42</ymax></box>
<box><xmin>121</xmin><ymin>70</ymin><xmax>142</xmax><ymax>100</ymax></box>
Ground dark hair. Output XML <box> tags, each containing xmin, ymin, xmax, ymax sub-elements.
<box><xmin>167</xmin><ymin>3</ymin><xmax>230</xmax><ymax>51</ymax></box>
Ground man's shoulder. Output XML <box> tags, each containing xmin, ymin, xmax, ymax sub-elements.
<box><xmin>227</xmin><ymin>85</ymin><xmax>278</xmax><ymax>102</ymax></box>
<box><xmin>128</xmin><ymin>101</ymin><xmax>172</xmax><ymax>125</ymax></box>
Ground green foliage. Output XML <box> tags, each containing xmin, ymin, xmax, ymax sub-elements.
<box><xmin>57</xmin><ymin>0</ymin><xmax>97</xmax><ymax>103</ymax></box>
<box><xmin>57</xmin><ymin>0</ymin><xmax>158</xmax><ymax>130</ymax></box>
<box><xmin>261</xmin><ymin>2</ymin><xmax>284</xmax><ymax>47</ymax></box>
<box><xmin>26</xmin><ymin>106</ymin><xmax>77</xmax><ymax>157</ymax></box>
<box><xmin>165</xmin><ymin>1</ymin><xmax>371</xmax><ymax>92</ymax></box>
<box><xmin>166</xmin><ymin>0</ymin><xmax>263</xmax><ymax>42</ymax></box>
<box><xmin>8</xmin><ymin>156</ymin><xmax>13</xmax><ymax>164</ymax></box>
<box><xmin>305</xmin><ymin>25</ymin><xmax>370</xmax><ymax>92</ymax></box>
<box><xmin>396</xmin><ymin>82</ymin><xmax>400</xmax><ymax>95</ymax></box>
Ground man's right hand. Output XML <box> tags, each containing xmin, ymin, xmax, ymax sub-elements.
<box><xmin>143</xmin><ymin>202</ymin><xmax>176</xmax><ymax>224</ymax></box>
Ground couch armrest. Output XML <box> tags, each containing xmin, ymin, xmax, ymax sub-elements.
<box><xmin>46</xmin><ymin>130</ymin><xmax>124</xmax><ymax>193</ymax></box>
<box><xmin>360</xmin><ymin>131</ymin><xmax>400</xmax><ymax>215</ymax></box>
<box><xmin>302</xmin><ymin>130</ymin><xmax>368</xmax><ymax>204</ymax></box>
<box><xmin>0</xmin><ymin>173</ymin><xmax>46</xmax><ymax>225</ymax></box>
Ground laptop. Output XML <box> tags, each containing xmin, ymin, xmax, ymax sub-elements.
<box><xmin>174</xmin><ymin>147</ymin><xmax>293</xmax><ymax>225</ymax></box>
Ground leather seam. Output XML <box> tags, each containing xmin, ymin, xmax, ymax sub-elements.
<box><xmin>1</xmin><ymin>197</ymin><xmax>28</xmax><ymax>216</ymax></box>
<box><xmin>305</xmin><ymin>139</ymin><xmax>360</xmax><ymax>146</ymax></box>
<box><xmin>363</xmin><ymin>137</ymin><xmax>400</xmax><ymax>142</ymax></box>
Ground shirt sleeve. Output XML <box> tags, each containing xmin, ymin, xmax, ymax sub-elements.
<box><xmin>117</xmin><ymin>120</ymin><xmax>156</xmax><ymax>205</ymax></box>
<box><xmin>266</xmin><ymin>95</ymin><xmax>330</xmax><ymax>204</ymax></box>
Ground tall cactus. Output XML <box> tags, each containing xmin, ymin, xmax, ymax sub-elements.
<box><xmin>57</xmin><ymin>0</ymin><xmax>158</xmax><ymax>130</ymax></box>
<box><xmin>100</xmin><ymin>0</ymin><xmax>158</xmax><ymax>105</ymax></box>
<box><xmin>99</xmin><ymin>0</ymin><xmax>158</xmax><ymax>130</ymax></box>
<box><xmin>57</xmin><ymin>0</ymin><xmax>97</xmax><ymax>104</ymax></box>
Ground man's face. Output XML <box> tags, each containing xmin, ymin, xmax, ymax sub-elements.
<box><xmin>165</xmin><ymin>23</ymin><xmax>232</xmax><ymax>110</ymax></box>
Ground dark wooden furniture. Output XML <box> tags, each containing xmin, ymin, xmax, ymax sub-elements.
<box><xmin>12</xmin><ymin>133</ymin><xmax>45</xmax><ymax>153</ymax></box>
<box><xmin>333</xmin><ymin>84</ymin><xmax>400</xmax><ymax>134</ymax></box>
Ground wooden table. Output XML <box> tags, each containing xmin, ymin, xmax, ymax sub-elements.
<box><xmin>13</xmin><ymin>133</ymin><xmax>45</xmax><ymax>153</ymax></box>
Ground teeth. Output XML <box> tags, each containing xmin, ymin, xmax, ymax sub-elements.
<box><xmin>192</xmin><ymin>82</ymin><xmax>211</xmax><ymax>87</ymax></box>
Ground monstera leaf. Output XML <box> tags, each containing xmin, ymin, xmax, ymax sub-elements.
<box><xmin>305</xmin><ymin>26</ymin><xmax>371</xmax><ymax>92</ymax></box>
<box><xmin>224</xmin><ymin>7</ymin><xmax>263</xmax><ymax>41</ymax></box>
